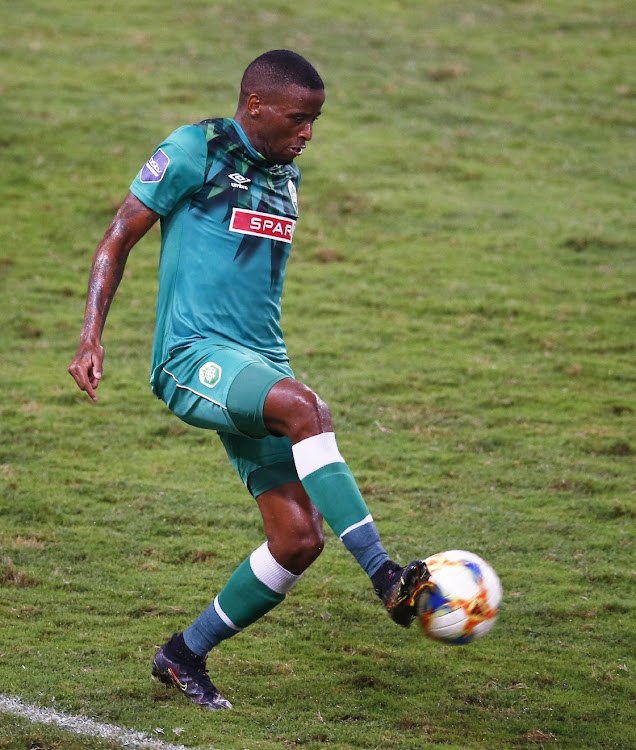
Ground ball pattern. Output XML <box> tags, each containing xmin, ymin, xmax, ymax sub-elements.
<box><xmin>417</xmin><ymin>550</ymin><xmax>502</xmax><ymax>644</ymax></box>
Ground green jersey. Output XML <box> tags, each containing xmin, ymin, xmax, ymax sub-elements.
<box><xmin>129</xmin><ymin>118</ymin><xmax>301</xmax><ymax>391</ymax></box>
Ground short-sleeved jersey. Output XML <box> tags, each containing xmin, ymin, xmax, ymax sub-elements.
<box><xmin>129</xmin><ymin>118</ymin><xmax>301</xmax><ymax>392</ymax></box>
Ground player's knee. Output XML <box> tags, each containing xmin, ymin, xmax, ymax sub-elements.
<box><xmin>291</xmin><ymin>517</ymin><xmax>324</xmax><ymax>568</ymax></box>
<box><xmin>289</xmin><ymin>539</ymin><xmax>323</xmax><ymax>573</ymax></box>
<box><xmin>296</xmin><ymin>388</ymin><xmax>330</xmax><ymax>433</ymax></box>
<box><xmin>277</xmin><ymin>382</ymin><xmax>333</xmax><ymax>441</ymax></box>
<box><xmin>296</xmin><ymin>525</ymin><xmax>325</xmax><ymax>566</ymax></box>
<box><xmin>264</xmin><ymin>378</ymin><xmax>334</xmax><ymax>441</ymax></box>
<box><xmin>271</xmin><ymin>524</ymin><xmax>324</xmax><ymax>573</ymax></box>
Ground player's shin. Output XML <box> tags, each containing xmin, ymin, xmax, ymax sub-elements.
<box><xmin>184</xmin><ymin>542</ymin><xmax>301</xmax><ymax>656</ymax></box>
<box><xmin>292</xmin><ymin>432</ymin><xmax>390</xmax><ymax>577</ymax></box>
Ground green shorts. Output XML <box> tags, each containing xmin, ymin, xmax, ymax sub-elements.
<box><xmin>153</xmin><ymin>341</ymin><xmax>299</xmax><ymax>497</ymax></box>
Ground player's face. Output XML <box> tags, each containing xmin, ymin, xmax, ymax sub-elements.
<box><xmin>247</xmin><ymin>85</ymin><xmax>325</xmax><ymax>165</ymax></box>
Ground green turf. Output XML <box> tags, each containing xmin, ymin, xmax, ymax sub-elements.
<box><xmin>1</xmin><ymin>1</ymin><xmax>634</xmax><ymax>748</ymax></box>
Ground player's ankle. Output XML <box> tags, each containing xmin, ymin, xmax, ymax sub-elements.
<box><xmin>163</xmin><ymin>632</ymin><xmax>204</xmax><ymax>664</ymax></box>
<box><xmin>371</xmin><ymin>560</ymin><xmax>401</xmax><ymax>599</ymax></box>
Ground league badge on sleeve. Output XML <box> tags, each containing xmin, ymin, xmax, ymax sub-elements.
<box><xmin>140</xmin><ymin>148</ymin><xmax>170</xmax><ymax>183</ymax></box>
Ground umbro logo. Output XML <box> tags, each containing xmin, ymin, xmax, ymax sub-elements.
<box><xmin>228</xmin><ymin>173</ymin><xmax>251</xmax><ymax>190</ymax></box>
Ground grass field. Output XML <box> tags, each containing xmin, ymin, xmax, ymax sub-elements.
<box><xmin>1</xmin><ymin>1</ymin><xmax>634</xmax><ymax>748</ymax></box>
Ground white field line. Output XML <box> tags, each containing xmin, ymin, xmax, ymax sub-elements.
<box><xmin>0</xmin><ymin>694</ymin><xmax>217</xmax><ymax>750</ymax></box>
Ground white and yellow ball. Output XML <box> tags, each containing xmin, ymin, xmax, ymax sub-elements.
<box><xmin>417</xmin><ymin>550</ymin><xmax>502</xmax><ymax>644</ymax></box>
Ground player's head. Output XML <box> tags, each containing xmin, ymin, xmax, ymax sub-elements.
<box><xmin>235</xmin><ymin>50</ymin><xmax>325</xmax><ymax>165</ymax></box>
<box><xmin>239</xmin><ymin>50</ymin><xmax>324</xmax><ymax>99</ymax></box>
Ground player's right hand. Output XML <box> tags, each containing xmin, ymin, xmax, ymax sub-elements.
<box><xmin>68</xmin><ymin>342</ymin><xmax>105</xmax><ymax>402</ymax></box>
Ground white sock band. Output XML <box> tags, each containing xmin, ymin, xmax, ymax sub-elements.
<box><xmin>292</xmin><ymin>432</ymin><xmax>345</xmax><ymax>481</ymax></box>
<box><xmin>249</xmin><ymin>542</ymin><xmax>302</xmax><ymax>595</ymax></box>
<box><xmin>339</xmin><ymin>514</ymin><xmax>374</xmax><ymax>540</ymax></box>
<box><xmin>213</xmin><ymin>596</ymin><xmax>242</xmax><ymax>631</ymax></box>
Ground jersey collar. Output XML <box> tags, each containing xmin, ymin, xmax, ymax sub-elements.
<box><xmin>230</xmin><ymin>118</ymin><xmax>268</xmax><ymax>164</ymax></box>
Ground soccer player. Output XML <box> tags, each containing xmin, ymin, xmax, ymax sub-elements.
<box><xmin>68</xmin><ymin>50</ymin><xmax>429</xmax><ymax>710</ymax></box>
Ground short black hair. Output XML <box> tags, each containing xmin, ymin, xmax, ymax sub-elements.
<box><xmin>240</xmin><ymin>50</ymin><xmax>324</xmax><ymax>98</ymax></box>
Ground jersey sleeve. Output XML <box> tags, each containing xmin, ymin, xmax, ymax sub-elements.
<box><xmin>129</xmin><ymin>125</ymin><xmax>207</xmax><ymax>216</ymax></box>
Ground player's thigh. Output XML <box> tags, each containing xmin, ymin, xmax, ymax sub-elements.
<box><xmin>154</xmin><ymin>342</ymin><xmax>292</xmax><ymax>437</ymax></box>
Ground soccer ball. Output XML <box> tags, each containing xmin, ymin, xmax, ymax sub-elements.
<box><xmin>417</xmin><ymin>550</ymin><xmax>502</xmax><ymax>645</ymax></box>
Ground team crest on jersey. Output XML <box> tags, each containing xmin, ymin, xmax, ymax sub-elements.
<box><xmin>229</xmin><ymin>208</ymin><xmax>296</xmax><ymax>244</ymax></box>
<box><xmin>199</xmin><ymin>361</ymin><xmax>222</xmax><ymax>388</ymax></box>
<box><xmin>288</xmin><ymin>180</ymin><xmax>298</xmax><ymax>213</ymax></box>
<box><xmin>140</xmin><ymin>148</ymin><xmax>170</xmax><ymax>183</ymax></box>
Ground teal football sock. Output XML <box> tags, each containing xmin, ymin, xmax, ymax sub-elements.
<box><xmin>292</xmin><ymin>433</ymin><xmax>390</xmax><ymax>577</ymax></box>
<box><xmin>184</xmin><ymin>542</ymin><xmax>301</xmax><ymax>657</ymax></box>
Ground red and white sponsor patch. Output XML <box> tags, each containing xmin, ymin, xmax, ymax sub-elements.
<box><xmin>229</xmin><ymin>208</ymin><xmax>296</xmax><ymax>244</ymax></box>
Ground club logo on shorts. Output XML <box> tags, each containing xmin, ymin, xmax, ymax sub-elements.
<box><xmin>199</xmin><ymin>361</ymin><xmax>222</xmax><ymax>388</ymax></box>
<box><xmin>229</xmin><ymin>208</ymin><xmax>296</xmax><ymax>244</ymax></box>
<box><xmin>140</xmin><ymin>148</ymin><xmax>170</xmax><ymax>183</ymax></box>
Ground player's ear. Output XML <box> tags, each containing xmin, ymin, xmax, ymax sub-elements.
<box><xmin>245</xmin><ymin>93</ymin><xmax>262</xmax><ymax>118</ymax></box>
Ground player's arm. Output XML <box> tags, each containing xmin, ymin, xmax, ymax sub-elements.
<box><xmin>68</xmin><ymin>191</ymin><xmax>160</xmax><ymax>401</ymax></box>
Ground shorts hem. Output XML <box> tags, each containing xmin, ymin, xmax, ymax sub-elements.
<box><xmin>247</xmin><ymin>462</ymin><xmax>301</xmax><ymax>498</ymax></box>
